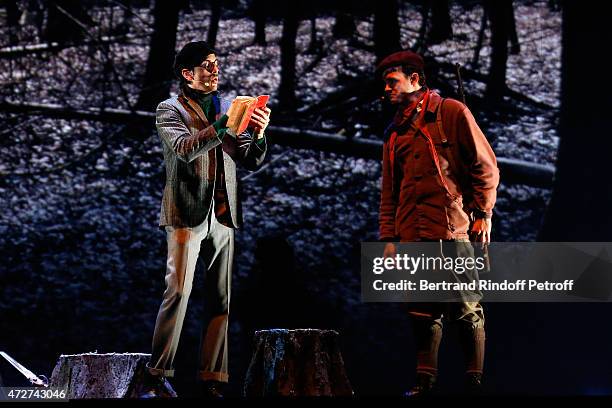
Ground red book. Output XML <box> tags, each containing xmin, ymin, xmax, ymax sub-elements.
<box><xmin>227</xmin><ymin>95</ymin><xmax>269</xmax><ymax>134</ymax></box>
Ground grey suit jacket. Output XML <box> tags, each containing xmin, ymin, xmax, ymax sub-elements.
<box><xmin>156</xmin><ymin>93</ymin><xmax>267</xmax><ymax>228</ymax></box>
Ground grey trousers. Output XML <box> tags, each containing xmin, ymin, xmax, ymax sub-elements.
<box><xmin>148</xmin><ymin>208</ymin><xmax>233</xmax><ymax>382</ymax></box>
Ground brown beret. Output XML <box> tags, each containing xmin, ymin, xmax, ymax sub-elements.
<box><xmin>376</xmin><ymin>50</ymin><xmax>425</xmax><ymax>78</ymax></box>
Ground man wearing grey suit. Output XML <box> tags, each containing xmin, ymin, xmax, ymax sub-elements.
<box><xmin>141</xmin><ymin>41</ymin><xmax>271</xmax><ymax>398</ymax></box>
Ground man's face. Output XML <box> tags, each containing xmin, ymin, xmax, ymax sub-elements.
<box><xmin>383</xmin><ymin>69</ymin><xmax>421</xmax><ymax>104</ymax></box>
<box><xmin>183</xmin><ymin>53</ymin><xmax>219</xmax><ymax>93</ymax></box>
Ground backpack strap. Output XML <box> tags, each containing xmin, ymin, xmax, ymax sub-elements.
<box><xmin>435</xmin><ymin>98</ymin><xmax>462</xmax><ymax>188</ymax></box>
<box><xmin>417</xmin><ymin>97</ymin><xmax>462</xmax><ymax>201</ymax></box>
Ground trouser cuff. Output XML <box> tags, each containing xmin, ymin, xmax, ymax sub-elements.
<box><xmin>198</xmin><ymin>371</ymin><xmax>229</xmax><ymax>383</ymax></box>
<box><xmin>416</xmin><ymin>366</ymin><xmax>438</xmax><ymax>376</ymax></box>
<box><xmin>147</xmin><ymin>364</ymin><xmax>175</xmax><ymax>378</ymax></box>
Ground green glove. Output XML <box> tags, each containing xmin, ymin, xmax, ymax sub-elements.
<box><xmin>256</xmin><ymin>133</ymin><xmax>266</xmax><ymax>146</ymax></box>
<box><xmin>212</xmin><ymin>114</ymin><xmax>229</xmax><ymax>133</ymax></box>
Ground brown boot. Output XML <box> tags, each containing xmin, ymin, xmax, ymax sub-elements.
<box><xmin>459</xmin><ymin>323</ymin><xmax>485</xmax><ymax>395</ymax></box>
<box><xmin>464</xmin><ymin>372</ymin><xmax>483</xmax><ymax>395</ymax></box>
<box><xmin>405</xmin><ymin>372</ymin><xmax>437</xmax><ymax>397</ymax></box>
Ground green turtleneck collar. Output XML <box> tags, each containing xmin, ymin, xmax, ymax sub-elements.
<box><xmin>183</xmin><ymin>85</ymin><xmax>218</xmax><ymax>123</ymax></box>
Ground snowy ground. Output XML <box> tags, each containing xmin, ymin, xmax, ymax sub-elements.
<box><xmin>0</xmin><ymin>0</ymin><xmax>563</xmax><ymax>395</ymax></box>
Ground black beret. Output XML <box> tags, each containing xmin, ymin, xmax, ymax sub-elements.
<box><xmin>376</xmin><ymin>50</ymin><xmax>425</xmax><ymax>78</ymax></box>
<box><xmin>173</xmin><ymin>41</ymin><xmax>216</xmax><ymax>79</ymax></box>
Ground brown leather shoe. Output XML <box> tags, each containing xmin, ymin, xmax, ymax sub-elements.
<box><xmin>464</xmin><ymin>372</ymin><xmax>483</xmax><ymax>395</ymax></box>
<box><xmin>405</xmin><ymin>373</ymin><xmax>437</xmax><ymax>397</ymax></box>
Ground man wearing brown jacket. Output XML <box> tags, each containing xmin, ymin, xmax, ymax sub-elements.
<box><xmin>377</xmin><ymin>50</ymin><xmax>499</xmax><ymax>395</ymax></box>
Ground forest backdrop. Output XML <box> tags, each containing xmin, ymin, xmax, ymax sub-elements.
<box><xmin>1</xmin><ymin>0</ymin><xmax>611</xmax><ymax>396</ymax></box>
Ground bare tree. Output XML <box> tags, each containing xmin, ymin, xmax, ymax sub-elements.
<box><xmin>5</xmin><ymin>0</ymin><xmax>20</xmax><ymax>44</ymax></box>
<box><xmin>507</xmin><ymin>1</ymin><xmax>520</xmax><ymax>55</ymax></box>
<box><xmin>136</xmin><ymin>0</ymin><xmax>184</xmax><ymax>112</ymax></box>
<box><xmin>414</xmin><ymin>1</ymin><xmax>430</xmax><ymax>53</ymax></box>
<box><xmin>484</xmin><ymin>0</ymin><xmax>510</xmax><ymax>100</ymax></box>
<box><xmin>540</xmin><ymin>1</ymin><xmax>612</xmax><ymax>241</ymax></box>
<box><xmin>473</xmin><ymin>0</ymin><xmax>518</xmax><ymax>71</ymax></box>
<box><xmin>428</xmin><ymin>0</ymin><xmax>452</xmax><ymax>45</ymax></box>
<box><xmin>374</xmin><ymin>0</ymin><xmax>401</xmax><ymax>61</ymax></box>
<box><xmin>207</xmin><ymin>0</ymin><xmax>222</xmax><ymax>48</ymax></box>
<box><xmin>307</xmin><ymin>17</ymin><xmax>322</xmax><ymax>53</ymax></box>
<box><xmin>278</xmin><ymin>8</ymin><xmax>299</xmax><ymax>110</ymax></box>
<box><xmin>471</xmin><ymin>7</ymin><xmax>488</xmax><ymax>68</ymax></box>
<box><xmin>43</xmin><ymin>0</ymin><xmax>94</xmax><ymax>44</ymax></box>
<box><xmin>251</xmin><ymin>0</ymin><xmax>268</xmax><ymax>45</ymax></box>
<box><xmin>333</xmin><ymin>12</ymin><xmax>356</xmax><ymax>40</ymax></box>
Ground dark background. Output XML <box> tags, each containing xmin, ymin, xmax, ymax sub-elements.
<box><xmin>0</xmin><ymin>0</ymin><xmax>611</xmax><ymax>397</ymax></box>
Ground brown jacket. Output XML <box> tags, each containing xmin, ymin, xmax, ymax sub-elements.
<box><xmin>379</xmin><ymin>90</ymin><xmax>499</xmax><ymax>241</ymax></box>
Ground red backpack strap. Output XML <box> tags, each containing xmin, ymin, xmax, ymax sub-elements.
<box><xmin>417</xmin><ymin>97</ymin><xmax>460</xmax><ymax>200</ymax></box>
<box><xmin>418</xmin><ymin>125</ymin><xmax>455</xmax><ymax>198</ymax></box>
<box><xmin>436</xmin><ymin>98</ymin><xmax>448</xmax><ymax>144</ymax></box>
<box><xmin>435</xmin><ymin>98</ymin><xmax>461</xmax><ymax>185</ymax></box>
<box><xmin>437</xmin><ymin>99</ymin><xmax>471</xmax><ymax>207</ymax></box>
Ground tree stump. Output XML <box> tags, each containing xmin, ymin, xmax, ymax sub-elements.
<box><xmin>49</xmin><ymin>352</ymin><xmax>151</xmax><ymax>399</ymax></box>
<box><xmin>243</xmin><ymin>329</ymin><xmax>353</xmax><ymax>396</ymax></box>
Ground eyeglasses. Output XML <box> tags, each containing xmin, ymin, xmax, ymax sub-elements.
<box><xmin>197</xmin><ymin>59</ymin><xmax>219</xmax><ymax>73</ymax></box>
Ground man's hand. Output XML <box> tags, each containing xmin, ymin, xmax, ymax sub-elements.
<box><xmin>250</xmin><ymin>107</ymin><xmax>271</xmax><ymax>138</ymax></box>
<box><xmin>470</xmin><ymin>217</ymin><xmax>492</xmax><ymax>246</ymax></box>
<box><xmin>383</xmin><ymin>242</ymin><xmax>396</xmax><ymax>259</ymax></box>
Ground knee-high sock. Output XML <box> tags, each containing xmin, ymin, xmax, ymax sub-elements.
<box><xmin>411</xmin><ymin>317</ymin><xmax>442</xmax><ymax>377</ymax></box>
<box><xmin>460</xmin><ymin>325</ymin><xmax>486</xmax><ymax>374</ymax></box>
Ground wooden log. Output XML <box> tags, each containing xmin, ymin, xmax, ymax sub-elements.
<box><xmin>243</xmin><ymin>329</ymin><xmax>353</xmax><ymax>396</ymax></box>
<box><xmin>0</xmin><ymin>101</ymin><xmax>555</xmax><ymax>187</ymax></box>
<box><xmin>0</xmin><ymin>101</ymin><xmax>155</xmax><ymax>123</ymax></box>
<box><xmin>0</xmin><ymin>35</ymin><xmax>145</xmax><ymax>59</ymax></box>
<box><xmin>49</xmin><ymin>352</ymin><xmax>151</xmax><ymax>399</ymax></box>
